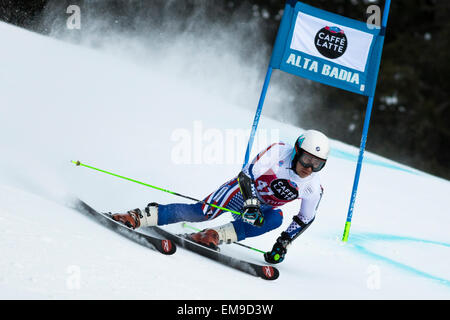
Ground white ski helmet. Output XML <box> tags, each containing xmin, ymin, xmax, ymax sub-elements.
<box><xmin>292</xmin><ymin>130</ymin><xmax>330</xmax><ymax>170</ymax></box>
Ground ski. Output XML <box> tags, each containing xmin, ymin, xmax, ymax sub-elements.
<box><xmin>151</xmin><ymin>226</ymin><xmax>279</xmax><ymax>280</ymax></box>
<box><xmin>73</xmin><ymin>199</ymin><xmax>176</xmax><ymax>255</ymax></box>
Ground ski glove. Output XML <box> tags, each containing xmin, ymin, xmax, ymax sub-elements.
<box><xmin>264</xmin><ymin>232</ymin><xmax>291</xmax><ymax>264</ymax></box>
<box><xmin>242</xmin><ymin>198</ymin><xmax>264</xmax><ymax>227</ymax></box>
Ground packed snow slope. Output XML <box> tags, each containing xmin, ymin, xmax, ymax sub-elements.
<box><xmin>1</xmin><ymin>22</ymin><xmax>449</xmax><ymax>299</ymax></box>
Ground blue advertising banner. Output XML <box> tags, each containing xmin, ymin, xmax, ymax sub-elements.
<box><xmin>270</xmin><ymin>2</ymin><xmax>384</xmax><ymax>96</ymax></box>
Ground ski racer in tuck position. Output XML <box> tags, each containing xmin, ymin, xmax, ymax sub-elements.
<box><xmin>112</xmin><ymin>129</ymin><xmax>330</xmax><ymax>264</ymax></box>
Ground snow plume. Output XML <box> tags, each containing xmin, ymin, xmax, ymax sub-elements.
<box><xmin>37</xmin><ymin>0</ymin><xmax>317</xmax><ymax>123</ymax></box>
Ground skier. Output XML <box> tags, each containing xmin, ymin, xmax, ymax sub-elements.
<box><xmin>111</xmin><ymin>129</ymin><xmax>329</xmax><ymax>264</ymax></box>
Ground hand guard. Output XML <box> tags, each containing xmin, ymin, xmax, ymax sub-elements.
<box><xmin>264</xmin><ymin>232</ymin><xmax>291</xmax><ymax>264</ymax></box>
<box><xmin>242</xmin><ymin>198</ymin><xmax>264</xmax><ymax>227</ymax></box>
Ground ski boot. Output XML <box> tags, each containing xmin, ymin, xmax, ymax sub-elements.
<box><xmin>111</xmin><ymin>202</ymin><xmax>159</xmax><ymax>229</ymax></box>
<box><xmin>187</xmin><ymin>223</ymin><xmax>238</xmax><ymax>250</ymax></box>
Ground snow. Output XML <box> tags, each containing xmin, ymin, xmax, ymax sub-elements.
<box><xmin>0</xmin><ymin>22</ymin><xmax>449</xmax><ymax>299</ymax></box>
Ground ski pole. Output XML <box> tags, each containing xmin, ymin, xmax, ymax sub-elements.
<box><xmin>71</xmin><ymin>160</ymin><xmax>244</xmax><ymax>217</ymax></box>
<box><xmin>182</xmin><ymin>222</ymin><xmax>267</xmax><ymax>254</ymax></box>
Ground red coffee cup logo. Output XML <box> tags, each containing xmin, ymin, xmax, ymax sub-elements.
<box><xmin>315</xmin><ymin>26</ymin><xmax>347</xmax><ymax>59</ymax></box>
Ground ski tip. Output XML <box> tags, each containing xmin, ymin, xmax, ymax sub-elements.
<box><xmin>71</xmin><ymin>160</ymin><xmax>81</xmax><ymax>166</ymax></box>
<box><xmin>259</xmin><ymin>265</ymin><xmax>279</xmax><ymax>281</ymax></box>
<box><xmin>160</xmin><ymin>239</ymin><xmax>177</xmax><ymax>255</ymax></box>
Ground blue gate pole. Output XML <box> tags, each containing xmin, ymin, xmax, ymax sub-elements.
<box><xmin>342</xmin><ymin>0</ymin><xmax>391</xmax><ymax>242</ymax></box>
<box><xmin>242</xmin><ymin>66</ymin><xmax>273</xmax><ymax>168</ymax></box>
<box><xmin>342</xmin><ymin>95</ymin><xmax>375</xmax><ymax>241</ymax></box>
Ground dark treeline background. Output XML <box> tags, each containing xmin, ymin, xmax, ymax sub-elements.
<box><xmin>1</xmin><ymin>0</ymin><xmax>449</xmax><ymax>179</ymax></box>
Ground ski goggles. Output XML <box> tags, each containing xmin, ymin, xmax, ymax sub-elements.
<box><xmin>297</xmin><ymin>150</ymin><xmax>326</xmax><ymax>172</ymax></box>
